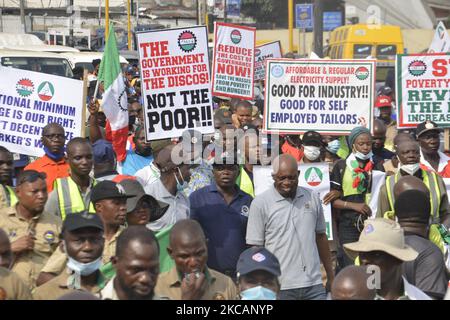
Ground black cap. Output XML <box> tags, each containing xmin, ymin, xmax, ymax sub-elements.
<box><xmin>90</xmin><ymin>180</ymin><xmax>136</xmax><ymax>203</ymax></box>
<box><xmin>63</xmin><ymin>212</ymin><xmax>104</xmax><ymax>232</ymax></box>
<box><xmin>118</xmin><ymin>179</ymin><xmax>170</xmax><ymax>222</ymax></box>
<box><xmin>416</xmin><ymin>120</ymin><xmax>443</xmax><ymax>138</ymax></box>
<box><xmin>236</xmin><ymin>247</ymin><xmax>281</xmax><ymax>277</ymax></box>
<box><xmin>302</xmin><ymin>131</ymin><xmax>323</xmax><ymax>147</ymax></box>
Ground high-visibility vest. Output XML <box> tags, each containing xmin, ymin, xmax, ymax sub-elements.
<box><xmin>236</xmin><ymin>166</ymin><xmax>254</xmax><ymax>198</ymax></box>
<box><xmin>1</xmin><ymin>185</ymin><xmax>17</xmax><ymax>207</ymax></box>
<box><xmin>385</xmin><ymin>170</ymin><xmax>440</xmax><ymax>223</ymax></box>
<box><xmin>384</xmin><ymin>169</ymin><xmax>444</xmax><ymax>252</ymax></box>
<box><xmin>342</xmin><ymin>165</ymin><xmax>371</xmax><ymax>204</ymax></box>
<box><xmin>54</xmin><ymin>176</ymin><xmax>96</xmax><ymax>220</ymax></box>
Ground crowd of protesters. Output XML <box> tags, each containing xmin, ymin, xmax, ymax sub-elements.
<box><xmin>0</xmin><ymin>56</ymin><xmax>449</xmax><ymax>301</ymax></box>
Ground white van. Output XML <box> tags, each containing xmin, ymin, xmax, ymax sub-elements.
<box><xmin>0</xmin><ymin>49</ymin><xmax>73</xmax><ymax>78</ymax></box>
<box><xmin>0</xmin><ymin>33</ymin><xmax>79</xmax><ymax>53</ymax></box>
<box><xmin>60</xmin><ymin>51</ymin><xmax>128</xmax><ymax>72</ymax></box>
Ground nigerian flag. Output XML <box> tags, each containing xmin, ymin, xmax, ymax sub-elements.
<box><xmin>97</xmin><ymin>23</ymin><xmax>129</xmax><ymax>162</ymax></box>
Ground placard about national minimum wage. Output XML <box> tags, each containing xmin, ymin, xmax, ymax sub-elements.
<box><xmin>212</xmin><ymin>22</ymin><xmax>256</xmax><ymax>100</ymax></box>
<box><xmin>264</xmin><ymin>59</ymin><xmax>376</xmax><ymax>135</ymax></box>
<box><xmin>0</xmin><ymin>66</ymin><xmax>83</xmax><ymax>157</ymax></box>
<box><xmin>396</xmin><ymin>53</ymin><xmax>450</xmax><ymax>129</ymax></box>
<box><xmin>253</xmin><ymin>163</ymin><xmax>334</xmax><ymax>240</ymax></box>
<box><xmin>137</xmin><ymin>26</ymin><xmax>214</xmax><ymax>141</ymax></box>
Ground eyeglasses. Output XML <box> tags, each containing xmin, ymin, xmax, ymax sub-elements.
<box><xmin>43</xmin><ymin>134</ymin><xmax>65</xmax><ymax>141</ymax></box>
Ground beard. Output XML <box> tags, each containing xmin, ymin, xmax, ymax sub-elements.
<box><xmin>117</xmin><ymin>276</ymin><xmax>155</xmax><ymax>300</ymax></box>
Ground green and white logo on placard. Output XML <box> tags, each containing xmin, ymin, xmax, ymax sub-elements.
<box><xmin>38</xmin><ymin>81</ymin><xmax>54</xmax><ymax>101</ymax></box>
<box><xmin>304</xmin><ymin>167</ymin><xmax>323</xmax><ymax>187</ymax></box>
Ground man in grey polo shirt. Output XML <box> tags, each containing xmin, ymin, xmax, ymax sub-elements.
<box><xmin>246</xmin><ymin>154</ymin><xmax>334</xmax><ymax>300</ymax></box>
<box><xmin>144</xmin><ymin>144</ymin><xmax>191</xmax><ymax>232</ymax></box>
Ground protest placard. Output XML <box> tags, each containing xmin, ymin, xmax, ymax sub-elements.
<box><xmin>396</xmin><ymin>53</ymin><xmax>450</xmax><ymax>129</ymax></box>
<box><xmin>0</xmin><ymin>66</ymin><xmax>83</xmax><ymax>157</ymax></box>
<box><xmin>254</xmin><ymin>41</ymin><xmax>282</xmax><ymax>81</ymax></box>
<box><xmin>212</xmin><ymin>22</ymin><xmax>256</xmax><ymax>100</ymax></box>
<box><xmin>137</xmin><ymin>26</ymin><xmax>214</xmax><ymax>141</ymax></box>
<box><xmin>428</xmin><ymin>22</ymin><xmax>450</xmax><ymax>54</ymax></box>
<box><xmin>253</xmin><ymin>163</ymin><xmax>334</xmax><ymax>240</ymax></box>
<box><xmin>263</xmin><ymin>59</ymin><xmax>375</xmax><ymax>135</ymax></box>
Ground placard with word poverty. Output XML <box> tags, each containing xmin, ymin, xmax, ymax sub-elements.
<box><xmin>396</xmin><ymin>53</ymin><xmax>450</xmax><ymax>129</ymax></box>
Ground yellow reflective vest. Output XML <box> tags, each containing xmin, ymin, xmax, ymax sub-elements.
<box><xmin>384</xmin><ymin>170</ymin><xmax>444</xmax><ymax>252</ymax></box>
<box><xmin>236</xmin><ymin>166</ymin><xmax>254</xmax><ymax>198</ymax></box>
<box><xmin>54</xmin><ymin>176</ymin><xmax>96</xmax><ymax>220</ymax></box>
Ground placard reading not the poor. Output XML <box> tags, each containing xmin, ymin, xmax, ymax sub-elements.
<box><xmin>396</xmin><ymin>53</ymin><xmax>450</xmax><ymax>129</ymax></box>
<box><xmin>254</xmin><ymin>41</ymin><xmax>282</xmax><ymax>81</ymax></box>
<box><xmin>137</xmin><ymin>26</ymin><xmax>214</xmax><ymax>141</ymax></box>
<box><xmin>0</xmin><ymin>66</ymin><xmax>83</xmax><ymax>157</ymax></box>
<box><xmin>212</xmin><ymin>22</ymin><xmax>255</xmax><ymax>100</ymax></box>
<box><xmin>264</xmin><ymin>59</ymin><xmax>375</xmax><ymax>135</ymax></box>
<box><xmin>253</xmin><ymin>163</ymin><xmax>333</xmax><ymax>240</ymax></box>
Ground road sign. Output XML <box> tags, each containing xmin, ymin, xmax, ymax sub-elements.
<box><xmin>323</xmin><ymin>11</ymin><xmax>342</xmax><ymax>31</ymax></box>
<box><xmin>295</xmin><ymin>4</ymin><xmax>314</xmax><ymax>30</ymax></box>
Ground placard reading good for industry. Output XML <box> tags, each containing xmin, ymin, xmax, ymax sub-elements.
<box><xmin>212</xmin><ymin>22</ymin><xmax>256</xmax><ymax>100</ymax></box>
<box><xmin>254</xmin><ymin>41</ymin><xmax>282</xmax><ymax>81</ymax></box>
<box><xmin>264</xmin><ymin>59</ymin><xmax>376</xmax><ymax>135</ymax></box>
<box><xmin>0</xmin><ymin>66</ymin><xmax>83</xmax><ymax>157</ymax></box>
<box><xmin>137</xmin><ymin>26</ymin><xmax>214</xmax><ymax>141</ymax></box>
<box><xmin>253</xmin><ymin>163</ymin><xmax>333</xmax><ymax>240</ymax></box>
<box><xmin>396</xmin><ymin>53</ymin><xmax>450</xmax><ymax>129</ymax></box>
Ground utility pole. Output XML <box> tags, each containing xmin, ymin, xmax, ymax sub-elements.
<box><xmin>288</xmin><ymin>0</ymin><xmax>294</xmax><ymax>53</ymax></box>
<box><xmin>20</xmin><ymin>0</ymin><xmax>25</xmax><ymax>32</ymax></box>
<box><xmin>313</xmin><ymin>0</ymin><xmax>324</xmax><ymax>57</ymax></box>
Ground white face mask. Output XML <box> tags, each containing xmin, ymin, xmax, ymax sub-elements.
<box><xmin>67</xmin><ymin>256</ymin><xmax>102</xmax><ymax>276</ymax></box>
<box><xmin>354</xmin><ymin>151</ymin><xmax>373</xmax><ymax>161</ymax></box>
<box><xmin>398</xmin><ymin>162</ymin><xmax>420</xmax><ymax>175</ymax></box>
<box><xmin>303</xmin><ymin>145</ymin><xmax>321</xmax><ymax>161</ymax></box>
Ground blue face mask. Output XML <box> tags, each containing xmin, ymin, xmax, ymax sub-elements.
<box><xmin>326</xmin><ymin>139</ymin><xmax>340</xmax><ymax>154</ymax></box>
<box><xmin>354</xmin><ymin>150</ymin><xmax>373</xmax><ymax>161</ymax></box>
<box><xmin>174</xmin><ymin>167</ymin><xmax>188</xmax><ymax>192</ymax></box>
<box><xmin>240</xmin><ymin>286</ymin><xmax>277</xmax><ymax>300</ymax></box>
<box><xmin>43</xmin><ymin>145</ymin><xmax>65</xmax><ymax>161</ymax></box>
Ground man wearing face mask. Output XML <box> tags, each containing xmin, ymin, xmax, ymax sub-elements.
<box><xmin>25</xmin><ymin>123</ymin><xmax>70</xmax><ymax>193</ymax></box>
<box><xmin>33</xmin><ymin>212</ymin><xmax>106</xmax><ymax>300</ymax></box>
<box><xmin>376</xmin><ymin>140</ymin><xmax>449</xmax><ymax>226</ymax></box>
<box><xmin>144</xmin><ymin>144</ymin><xmax>191</xmax><ymax>232</ymax></box>
<box><xmin>236</xmin><ymin>247</ymin><xmax>281</xmax><ymax>300</ymax></box>
<box><xmin>301</xmin><ymin>131</ymin><xmax>324</xmax><ymax>163</ymax></box>
<box><xmin>118</xmin><ymin>126</ymin><xmax>154</xmax><ymax>176</ymax></box>
<box><xmin>330</xmin><ymin>126</ymin><xmax>379</xmax><ymax>268</ymax></box>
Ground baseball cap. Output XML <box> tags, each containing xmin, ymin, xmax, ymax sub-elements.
<box><xmin>63</xmin><ymin>211</ymin><xmax>104</xmax><ymax>233</ymax></box>
<box><xmin>302</xmin><ymin>131</ymin><xmax>322</xmax><ymax>147</ymax></box>
<box><xmin>343</xmin><ymin>218</ymin><xmax>418</xmax><ymax>262</ymax></box>
<box><xmin>90</xmin><ymin>180</ymin><xmax>136</xmax><ymax>203</ymax></box>
<box><xmin>118</xmin><ymin>179</ymin><xmax>169</xmax><ymax>222</ymax></box>
<box><xmin>415</xmin><ymin>120</ymin><xmax>443</xmax><ymax>138</ymax></box>
<box><xmin>374</xmin><ymin>95</ymin><xmax>392</xmax><ymax>108</ymax></box>
<box><xmin>236</xmin><ymin>247</ymin><xmax>281</xmax><ymax>278</ymax></box>
<box><xmin>92</xmin><ymin>139</ymin><xmax>115</xmax><ymax>164</ymax></box>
